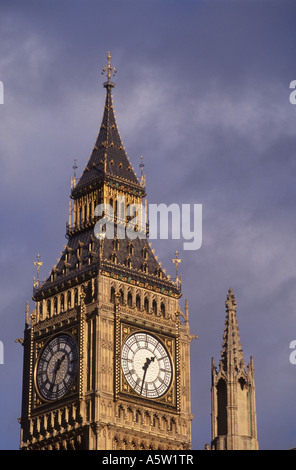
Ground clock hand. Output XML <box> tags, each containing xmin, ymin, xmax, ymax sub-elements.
<box><xmin>59</xmin><ymin>354</ymin><xmax>66</xmax><ymax>367</ymax></box>
<box><xmin>140</xmin><ymin>365</ymin><xmax>148</xmax><ymax>395</ymax></box>
<box><xmin>140</xmin><ymin>356</ymin><xmax>155</xmax><ymax>395</ymax></box>
<box><xmin>50</xmin><ymin>362</ymin><xmax>59</xmax><ymax>387</ymax></box>
<box><xmin>50</xmin><ymin>354</ymin><xmax>67</xmax><ymax>385</ymax></box>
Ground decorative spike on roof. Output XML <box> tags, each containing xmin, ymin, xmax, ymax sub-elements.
<box><xmin>102</xmin><ymin>51</ymin><xmax>117</xmax><ymax>88</ymax></box>
<box><xmin>73</xmin><ymin>52</ymin><xmax>142</xmax><ymax>194</ymax></box>
<box><xmin>220</xmin><ymin>287</ymin><xmax>245</xmax><ymax>372</ymax></box>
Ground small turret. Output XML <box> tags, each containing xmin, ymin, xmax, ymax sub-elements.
<box><xmin>211</xmin><ymin>288</ymin><xmax>259</xmax><ymax>450</ymax></box>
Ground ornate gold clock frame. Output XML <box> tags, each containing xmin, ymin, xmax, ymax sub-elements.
<box><xmin>114</xmin><ymin>298</ymin><xmax>181</xmax><ymax>412</ymax></box>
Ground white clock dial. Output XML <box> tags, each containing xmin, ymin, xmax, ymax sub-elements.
<box><xmin>35</xmin><ymin>334</ymin><xmax>78</xmax><ymax>401</ymax></box>
<box><xmin>121</xmin><ymin>332</ymin><xmax>173</xmax><ymax>399</ymax></box>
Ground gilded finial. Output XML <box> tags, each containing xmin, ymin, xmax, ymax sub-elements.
<box><xmin>172</xmin><ymin>250</ymin><xmax>182</xmax><ymax>289</ymax></box>
<box><xmin>73</xmin><ymin>158</ymin><xmax>78</xmax><ymax>178</ymax></box>
<box><xmin>102</xmin><ymin>51</ymin><xmax>117</xmax><ymax>87</ymax></box>
<box><xmin>139</xmin><ymin>155</ymin><xmax>146</xmax><ymax>187</ymax></box>
<box><xmin>25</xmin><ymin>300</ymin><xmax>30</xmax><ymax>326</ymax></box>
<box><xmin>71</xmin><ymin>158</ymin><xmax>78</xmax><ymax>189</ymax></box>
<box><xmin>33</xmin><ymin>253</ymin><xmax>43</xmax><ymax>289</ymax></box>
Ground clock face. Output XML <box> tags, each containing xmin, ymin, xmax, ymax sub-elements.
<box><xmin>35</xmin><ymin>334</ymin><xmax>78</xmax><ymax>401</ymax></box>
<box><xmin>121</xmin><ymin>332</ymin><xmax>173</xmax><ymax>399</ymax></box>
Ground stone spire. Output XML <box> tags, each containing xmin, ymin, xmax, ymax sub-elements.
<box><xmin>210</xmin><ymin>288</ymin><xmax>259</xmax><ymax>450</ymax></box>
<box><xmin>220</xmin><ymin>287</ymin><xmax>245</xmax><ymax>372</ymax></box>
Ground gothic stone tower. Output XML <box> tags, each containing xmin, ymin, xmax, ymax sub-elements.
<box><xmin>19</xmin><ymin>53</ymin><xmax>194</xmax><ymax>450</ymax></box>
<box><xmin>210</xmin><ymin>288</ymin><xmax>258</xmax><ymax>450</ymax></box>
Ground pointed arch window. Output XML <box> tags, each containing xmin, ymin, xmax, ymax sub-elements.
<box><xmin>109</xmin><ymin>198</ymin><xmax>114</xmax><ymax>212</ymax></box>
<box><xmin>89</xmin><ymin>201</ymin><xmax>92</xmax><ymax>221</ymax></box>
<box><xmin>61</xmin><ymin>294</ymin><xmax>65</xmax><ymax>312</ymax></box>
<box><xmin>136</xmin><ymin>295</ymin><xmax>141</xmax><ymax>310</ymax></box>
<box><xmin>156</xmin><ymin>266</ymin><xmax>163</xmax><ymax>279</ymax></box>
<box><xmin>67</xmin><ymin>291</ymin><xmax>72</xmax><ymax>309</ymax></box>
<box><xmin>135</xmin><ymin>410</ymin><xmax>142</xmax><ymax>423</ymax></box>
<box><xmin>54</xmin><ymin>297</ymin><xmax>58</xmax><ymax>315</ymax></box>
<box><xmin>110</xmin><ymin>287</ymin><xmax>116</xmax><ymax>304</ymax></box>
<box><xmin>217</xmin><ymin>379</ymin><xmax>227</xmax><ymax>435</ymax></box>
<box><xmin>127</xmin><ymin>291</ymin><xmax>132</xmax><ymax>307</ymax></box>
<box><xmin>74</xmin><ymin>288</ymin><xmax>79</xmax><ymax>306</ymax></box>
<box><xmin>39</xmin><ymin>301</ymin><xmax>43</xmax><ymax>318</ymax></box>
<box><xmin>113</xmin><ymin>238</ymin><xmax>119</xmax><ymax>251</ymax></box>
<box><xmin>47</xmin><ymin>299</ymin><xmax>51</xmax><ymax>316</ymax></box>
<box><xmin>142</xmin><ymin>246</ymin><xmax>148</xmax><ymax>260</ymax></box>
<box><xmin>128</xmin><ymin>242</ymin><xmax>134</xmax><ymax>256</ymax></box>
<box><xmin>144</xmin><ymin>297</ymin><xmax>149</xmax><ymax>313</ymax></box>
<box><xmin>142</xmin><ymin>262</ymin><xmax>148</xmax><ymax>274</ymax></box>
<box><xmin>169</xmin><ymin>418</ymin><xmax>176</xmax><ymax>433</ymax></box>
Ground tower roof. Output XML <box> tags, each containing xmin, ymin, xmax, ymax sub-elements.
<box><xmin>33</xmin><ymin>53</ymin><xmax>181</xmax><ymax>302</ymax></box>
<box><xmin>72</xmin><ymin>52</ymin><xmax>142</xmax><ymax>195</ymax></box>
<box><xmin>219</xmin><ymin>287</ymin><xmax>245</xmax><ymax>372</ymax></box>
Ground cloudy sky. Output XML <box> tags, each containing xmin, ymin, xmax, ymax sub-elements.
<box><xmin>1</xmin><ymin>0</ymin><xmax>296</xmax><ymax>450</ymax></box>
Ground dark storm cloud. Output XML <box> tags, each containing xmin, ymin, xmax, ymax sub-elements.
<box><xmin>0</xmin><ymin>0</ymin><xmax>296</xmax><ymax>450</ymax></box>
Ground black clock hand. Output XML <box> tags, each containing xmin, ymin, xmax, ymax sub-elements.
<box><xmin>50</xmin><ymin>362</ymin><xmax>59</xmax><ymax>388</ymax></box>
<box><xmin>51</xmin><ymin>354</ymin><xmax>67</xmax><ymax>385</ymax></box>
<box><xmin>140</xmin><ymin>365</ymin><xmax>148</xmax><ymax>395</ymax></box>
<box><xmin>140</xmin><ymin>356</ymin><xmax>155</xmax><ymax>395</ymax></box>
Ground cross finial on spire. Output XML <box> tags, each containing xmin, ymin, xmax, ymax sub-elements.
<box><xmin>33</xmin><ymin>253</ymin><xmax>43</xmax><ymax>288</ymax></box>
<box><xmin>140</xmin><ymin>155</ymin><xmax>144</xmax><ymax>177</ymax></box>
<box><xmin>139</xmin><ymin>155</ymin><xmax>146</xmax><ymax>187</ymax></box>
<box><xmin>73</xmin><ymin>158</ymin><xmax>78</xmax><ymax>178</ymax></box>
<box><xmin>173</xmin><ymin>250</ymin><xmax>181</xmax><ymax>274</ymax></box>
<box><xmin>173</xmin><ymin>250</ymin><xmax>182</xmax><ymax>289</ymax></box>
<box><xmin>71</xmin><ymin>158</ymin><xmax>78</xmax><ymax>190</ymax></box>
<box><xmin>102</xmin><ymin>51</ymin><xmax>117</xmax><ymax>88</ymax></box>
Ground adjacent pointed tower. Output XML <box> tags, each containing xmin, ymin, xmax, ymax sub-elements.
<box><xmin>211</xmin><ymin>288</ymin><xmax>258</xmax><ymax>450</ymax></box>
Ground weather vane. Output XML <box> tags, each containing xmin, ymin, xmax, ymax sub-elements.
<box><xmin>73</xmin><ymin>158</ymin><xmax>78</xmax><ymax>178</ymax></box>
<box><xmin>140</xmin><ymin>155</ymin><xmax>144</xmax><ymax>176</ymax></box>
<box><xmin>33</xmin><ymin>253</ymin><xmax>43</xmax><ymax>289</ymax></box>
<box><xmin>71</xmin><ymin>158</ymin><xmax>78</xmax><ymax>189</ymax></box>
<box><xmin>139</xmin><ymin>155</ymin><xmax>146</xmax><ymax>187</ymax></box>
<box><xmin>101</xmin><ymin>51</ymin><xmax>117</xmax><ymax>85</ymax></box>
<box><xmin>172</xmin><ymin>250</ymin><xmax>182</xmax><ymax>289</ymax></box>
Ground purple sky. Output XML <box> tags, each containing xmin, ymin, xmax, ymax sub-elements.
<box><xmin>1</xmin><ymin>0</ymin><xmax>296</xmax><ymax>450</ymax></box>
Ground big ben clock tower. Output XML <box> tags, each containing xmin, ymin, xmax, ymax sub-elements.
<box><xmin>19</xmin><ymin>53</ymin><xmax>195</xmax><ymax>450</ymax></box>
